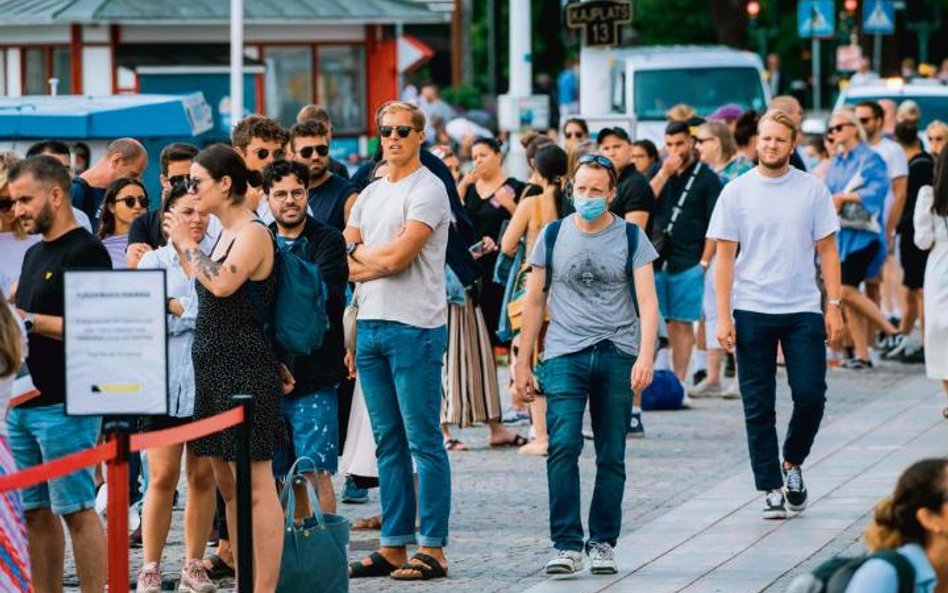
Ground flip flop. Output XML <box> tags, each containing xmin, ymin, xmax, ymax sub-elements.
<box><xmin>203</xmin><ymin>554</ymin><xmax>235</xmax><ymax>579</ymax></box>
<box><xmin>490</xmin><ymin>434</ymin><xmax>528</xmax><ymax>448</ymax></box>
<box><xmin>350</xmin><ymin>551</ymin><xmax>399</xmax><ymax>578</ymax></box>
<box><xmin>390</xmin><ymin>552</ymin><xmax>448</xmax><ymax>581</ymax></box>
<box><xmin>444</xmin><ymin>438</ymin><xmax>468</xmax><ymax>451</ymax></box>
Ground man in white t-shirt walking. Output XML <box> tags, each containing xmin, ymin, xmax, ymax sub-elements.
<box><xmin>709</xmin><ymin>110</ymin><xmax>844</xmax><ymax>520</ymax></box>
<box><xmin>345</xmin><ymin>101</ymin><xmax>452</xmax><ymax>580</ymax></box>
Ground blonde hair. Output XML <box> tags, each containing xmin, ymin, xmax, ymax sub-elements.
<box><xmin>927</xmin><ymin>119</ymin><xmax>948</xmax><ymax>138</ymax></box>
<box><xmin>0</xmin><ymin>294</ymin><xmax>23</xmax><ymax>379</ymax></box>
<box><xmin>830</xmin><ymin>109</ymin><xmax>867</xmax><ymax>142</ymax></box>
<box><xmin>699</xmin><ymin>121</ymin><xmax>738</xmax><ymax>162</ymax></box>
<box><xmin>0</xmin><ymin>151</ymin><xmax>26</xmax><ymax>240</ymax></box>
<box><xmin>759</xmin><ymin>109</ymin><xmax>800</xmax><ymax>142</ymax></box>
<box><xmin>666</xmin><ymin>103</ymin><xmax>696</xmax><ymax>123</ymax></box>
<box><xmin>375</xmin><ymin>101</ymin><xmax>426</xmax><ymax>132</ymax></box>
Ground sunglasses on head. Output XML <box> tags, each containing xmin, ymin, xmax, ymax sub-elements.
<box><xmin>827</xmin><ymin>123</ymin><xmax>853</xmax><ymax>134</ymax></box>
<box><xmin>113</xmin><ymin>195</ymin><xmax>149</xmax><ymax>209</ymax></box>
<box><xmin>0</xmin><ymin>199</ymin><xmax>12</xmax><ymax>213</ymax></box>
<box><xmin>255</xmin><ymin>147</ymin><xmax>285</xmax><ymax>161</ymax></box>
<box><xmin>299</xmin><ymin>145</ymin><xmax>330</xmax><ymax>159</ymax></box>
<box><xmin>578</xmin><ymin>153</ymin><xmax>616</xmax><ymax>170</ymax></box>
<box><xmin>379</xmin><ymin>125</ymin><xmax>416</xmax><ymax>139</ymax></box>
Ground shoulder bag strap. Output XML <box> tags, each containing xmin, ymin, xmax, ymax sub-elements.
<box><xmin>661</xmin><ymin>161</ymin><xmax>703</xmax><ymax>239</ymax></box>
<box><xmin>624</xmin><ymin>222</ymin><xmax>641</xmax><ymax>318</ymax></box>
<box><xmin>868</xmin><ymin>550</ymin><xmax>916</xmax><ymax>593</ymax></box>
<box><xmin>542</xmin><ymin>219</ymin><xmax>564</xmax><ymax>293</ymax></box>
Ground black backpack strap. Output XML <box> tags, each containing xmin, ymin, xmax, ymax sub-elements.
<box><xmin>870</xmin><ymin>550</ymin><xmax>916</xmax><ymax>593</ymax></box>
<box><xmin>542</xmin><ymin>219</ymin><xmax>564</xmax><ymax>293</ymax></box>
<box><xmin>624</xmin><ymin>222</ymin><xmax>641</xmax><ymax>318</ymax></box>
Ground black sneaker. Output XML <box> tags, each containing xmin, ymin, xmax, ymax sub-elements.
<box><xmin>692</xmin><ymin>369</ymin><xmax>707</xmax><ymax>386</ymax></box>
<box><xmin>841</xmin><ymin>358</ymin><xmax>873</xmax><ymax>370</ymax></box>
<box><xmin>882</xmin><ymin>334</ymin><xmax>909</xmax><ymax>359</ymax></box>
<box><xmin>784</xmin><ymin>465</ymin><xmax>808</xmax><ymax>512</ymax></box>
<box><xmin>763</xmin><ymin>490</ymin><xmax>788</xmax><ymax>520</ymax></box>
<box><xmin>627</xmin><ymin>411</ymin><xmax>645</xmax><ymax>439</ymax></box>
<box><xmin>899</xmin><ymin>346</ymin><xmax>925</xmax><ymax>365</ymax></box>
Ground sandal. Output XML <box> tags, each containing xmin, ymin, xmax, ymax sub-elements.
<box><xmin>349</xmin><ymin>551</ymin><xmax>399</xmax><ymax>578</ymax></box>
<box><xmin>390</xmin><ymin>552</ymin><xmax>448</xmax><ymax>581</ymax></box>
<box><xmin>352</xmin><ymin>514</ymin><xmax>383</xmax><ymax>530</ymax></box>
<box><xmin>203</xmin><ymin>554</ymin><xmax>235</xmax><ymax>580</ymax></box>
<box><xmin>444</xmin><ymin>438</ymin><xmax>468</xmax><ymax>451</ymax></box>
<box><xmin>490</xmin><ymin>434</ymin><xmax>528</xmax><ymax>448</ymax></box>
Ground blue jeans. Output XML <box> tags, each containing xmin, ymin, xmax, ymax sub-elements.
<box><xmin>356</xmin><ymin>320</ymin><xmax>450</xmax><ymax>547</ymax></box>
<box><xmin>734</xmin><ymin>310</ymin><xmax>827</xmax><ymax>492</ymax></box>
<box><xmin>6</xmin><ymin>405</ymin><xmax>101</xmax><ymax>515</ymax></box>
<box><xmin>542</xmin><ymin>341</ymin><xmax>634</xmax><ymax>552</ymax></box>
<box><xmin>273</xmin><ymin>385</ymin><xmax>340</xmax><ymax>476</ymax></box>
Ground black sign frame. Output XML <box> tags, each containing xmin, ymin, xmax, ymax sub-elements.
<box><xmin>565</xmin><ymin>0</ymin><xmax>633</xmax><ymax>47</ymax></box>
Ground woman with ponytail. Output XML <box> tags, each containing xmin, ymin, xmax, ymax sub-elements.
<box><xmin>0</xmin><ymin>291</ymin><xmax>32</xmax><ymax>592</ymax></box>
<box><xmin>846</xmin><ymin>458</ymin><xmax>948</xmax><ymax>592</ymax></box>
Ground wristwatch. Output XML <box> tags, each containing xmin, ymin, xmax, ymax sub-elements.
<box><xmin>346</xmin><ymin>242</ymin><xmax>360</xmax><ymax>257</ymax></box>
<box><xmin>699</xmin><ymin>260</ymin><xmax>710</xmax><ymax>271</ymax></box>
<box><xmin>23</xmin><ymin>313</ymin><xmax>35</xmax><ymax>334</ymax></box>
<box><xmin>827</xmin><ymin>299</ymin><xmax>842</xmax><ymax>307</ymax></box>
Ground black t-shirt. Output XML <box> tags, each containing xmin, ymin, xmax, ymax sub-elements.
<box><xmin>329</xmin><ymin>158</ymin><xmax>349</xmax><ymax>180</ymax></box>
<box><xmin>270</xmin><ymin>217</ymin><xmax>348</xmax><ymax>394</ymax></box>
<box><xmin>128</xmin><ymin>209</ymin><xmax>164</xmax><ymax>249</ymax></box>
<box><xmin>653</xmin><ymin>160</ymin><xmax>722</xmax><ymax>273</ymax></box>
<box><xmin>16</xmin><ymin>228</ymin><xmax>113</xmax><ymax>407</ymax></box>
<box><xmin>70</xmin><ymin>177</ymin><xmax>107</xmax><ymax>224</ymax></box>
<box><xmin>308</xmin><ymin>174</ymin><xmax>358</xmax><ymax>232</ymax></box>
<box><xmin>611</xmin><ymin>165</ymin><xmax>655</xmax><ymax>218</ymax></box>
<box><xmin>898</xmin><ymin>152</ymin><xmax>935</xmax><ymax>235</ymax></box>
<box><xmin>464</xmin><ymin>177</ymin><xmax>525</xmax><ymax>243</ymax></box>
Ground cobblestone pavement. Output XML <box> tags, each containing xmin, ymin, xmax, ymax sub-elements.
<box><xmin>61</xmin><ymin>361</ymin><xmax>935</xmax><ymax>592</ymax></box>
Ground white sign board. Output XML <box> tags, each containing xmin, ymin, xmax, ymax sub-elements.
<box><xmin>65</xmin><ymin>270</ymin><xmax>168</xmax><ymax>416</ymax></box>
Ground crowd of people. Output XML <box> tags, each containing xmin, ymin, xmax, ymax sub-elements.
<box><xmin>0</xmin><ymin>84</ymin><xmax>946</xmax><ymax>593</ymax></box>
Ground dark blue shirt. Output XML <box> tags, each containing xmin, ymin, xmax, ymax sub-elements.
<box><xmin>308</xmin><ymin>174</ymin><xmax>357</xmax><ymax>232</ymax></box>
<box><xmin>70</xmin><ymin>177</ymin><xmax>106</xmax><ymax>224</ymax></box>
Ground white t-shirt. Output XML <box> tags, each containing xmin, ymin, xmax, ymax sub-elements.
<box><xmin>707</xmin><ymin>167</ymin><xmax>839</xmax><ymax>315</ymax></box>
<box><xmin>348</xmin><ymin>166</ymin><xmax>451</xmax><ymax>328</ymax></box>
<box><xmin>0</xmin><ymin>233</ymin><xmax>41</xmax><ymax>295</ymax></box>
<box><xmin>870</xmin><ymin>137</ymin><xmax>909</xmax><ymax>220</ymax></box>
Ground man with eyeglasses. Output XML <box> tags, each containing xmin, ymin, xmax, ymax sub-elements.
<box><xmin>263</xmin><ymin>159</ymin><xmax>348</xmax><ymax>516</ymax></box>
<box><xmin>126</xmin><ymin>143</ymin><xmax>202</xmax><ymax>268</ymax></box>
<box><xmin>855</xmin><ymin>101</ymin><xmax>909</xmax><ymax>357</ymax></box>
<box><xmin>288</xmin><ymin>120</ymin><xmax>359</xmax><ymax>232</ymax></box>
<box><xmin>232</xmin><ymin>115</ymin><xmax>289</xmax><ymax>220</ymax></box>
<box><xmin>514</xmin><ymin>153</ymin><xmax>659</xmax><ymax>575</ymax></box>
<box><xmin>345</xmin><ymin>101</ymin><xmax>452</xmax><ymax>581</ymax></box>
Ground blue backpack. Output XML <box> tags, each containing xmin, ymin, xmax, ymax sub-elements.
<box><xmin>248</xmin><ymin>224</ymin><xmax>330</xmax><ymax>357</ymax></box>
<box><xmin>542</xmin><ymin>217</ymin><xmax>641</xmax><ymax>317</ymax></box>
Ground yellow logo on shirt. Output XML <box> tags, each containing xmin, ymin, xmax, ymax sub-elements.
<box><xmin>45</xmin><ymin>271</ymin><xmax>52</xmax><ymax>280</ymax></box>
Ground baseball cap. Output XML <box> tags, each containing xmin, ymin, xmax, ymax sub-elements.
<box><xmin>596</xmin><ymin>126</ymin><xmax>631</xmax><ymax>145</ymax></box>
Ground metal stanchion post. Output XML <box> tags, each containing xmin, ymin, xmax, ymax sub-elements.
<box><xmin>232</xmin><ymin>394</ymin><xmax>255</xmax><ymax>592</ymax></box>
<box><xmin>103</xmin><ymin>417</ymin><xmax>134</xmax><ymax>593</ymax></box>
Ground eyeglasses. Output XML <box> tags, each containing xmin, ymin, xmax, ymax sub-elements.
<box><xmin>379</xmin><ymin>125</ymin><xmax>416</xmax><ymax>139</ymax></box>
<box><xmin>577</xmin><ymin>153</ymin><xmax>616</xmax><ymax>170</ymax></box>
<box><xmin>254</xmin><ymin>147</ymin><xmax>285</xmax><ymax>161</ymax></box>
<box><xmin>695</xmin><ymin>137</ymin><xmax>715</xmax><ymax>144</ymax></box>
<box><xmin>564</xmin><ymin>131</ymin><xmax>586</xmax><ymax>139</ymax></box>
<box><xmin>168</xmin><ymin>175</ymin><xmax>190</xmax><ymax>189</ymax></box>
<box><xmin>827</xmin><ymin>123</ymin><xmax>854</xmax><ymax>134</ymax></box>
<box><xmin>269</xmin><ymin>188</ymin><xmax>307</xmax><ymax>202</ymax></box>
<box><xmin>0</xmin><ymin>199</ymin><xmax>12</xmax><ymax>213</ymax></box>
<box><xmin>298</xmin><ymin>145</ymin><xmax>330</xmax><ymax>159</ymax></box>
<box><xmin>929</xmin><ymin>136</ymin><xmax>944</xmax><ymax>143</ymax></box>
<box><xmin>113</xmin><ymin>195</ymin><xmax>149</xmax><ymax>209</ymax></box>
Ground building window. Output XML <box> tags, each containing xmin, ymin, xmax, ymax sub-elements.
<box><xmin>317</xmin><ymin>46</ymin><xmax>366</xmax><ymax>134</ymax></box>
<box><xmin>264</xmin><ymin>46</ymin><xmax>313</xmax><ymax>127</ymax></box>
<box><xmin>23</xmin><ymin>46</ymin><xmax>71</xmax><ymax>95</ymax></box>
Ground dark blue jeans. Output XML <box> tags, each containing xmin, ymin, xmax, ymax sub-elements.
<box><xmin>542</xmin><ymin>341</ymin><xmax>634</xmax><ymax>552</ymax></box>
<box><xmin>356</xmin><ymin>320</ymin><xmax>450</xmax><ymax>547</ymax></box>
<box><xmin>734</xmin><ymin>310</ymin><xmax>827</xmax><ymax>492</ymax></box>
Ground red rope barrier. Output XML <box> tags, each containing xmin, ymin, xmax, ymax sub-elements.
<box><xmin>130</xmin><ymin>406</ymin><xmax>245</xmax><ymax>452</ymax></box>
<box><xmin>0</xmin><ymin>440</ymin><xmax>117</xmax><ymax>492</ymax></box>
<box><xmin>8</xmin><ymin>389</ymin><xmax>41</xmax><ymax>409</ymax></box>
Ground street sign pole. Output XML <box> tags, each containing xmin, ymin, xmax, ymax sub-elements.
<box><xmin>873</xmin><ymin>33</ymin><xmax>882</xmax><ymax>72</ymax></box>
<box><xmin>812</xmin><ymin>37</ymin><xmax>821</xmax><ymax>112</ymax></box>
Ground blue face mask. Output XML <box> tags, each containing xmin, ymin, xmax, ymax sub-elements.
<box><xmin>573</xmin><ymin>194</ymin><xmax>607</xmax><ymax>221</ymax></box>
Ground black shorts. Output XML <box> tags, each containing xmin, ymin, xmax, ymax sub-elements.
<box><xmin>899</xmin><ymin>233</ymin><xmax>928</xmax><ymax>290</ymax></box>
<box><xmin>841</xmin><ymin>241</ymin><xmax>881</xmax><ymax>288</ymax></box>
<box><xmin>139</xmin><ymin>414</ymin><xmax>192</xmax><ymax>433</ymax></box>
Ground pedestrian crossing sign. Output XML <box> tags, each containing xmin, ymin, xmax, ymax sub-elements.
<box><xmin>798</xmin><ymin>0</ymin><xmax>835</xmax><ymax>38</ymax></box>
<box><xmin>863</xmin><ymin>0</ymin><xmax>895</xmax><ymax>35</ymax></box>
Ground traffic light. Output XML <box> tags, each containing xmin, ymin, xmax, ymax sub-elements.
<box><xmin>746</xmin><ymin>0</ymin><xmax>761</xmax><ymax>19</ymax></box>
<box><xmin>844</xmin><ymin>0</ymin><xmax>858</xmax><ymax>15</ymax></box>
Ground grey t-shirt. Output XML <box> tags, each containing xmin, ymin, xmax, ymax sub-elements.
<box><xmin>349</xmin><ymin>166</ymin><xmax>451</xmax><ymax>329</ymax></box>
<box><xmin>529</xmin><ymin>215</ymin><xmax>658</xmax><ymax>360</ymax></box>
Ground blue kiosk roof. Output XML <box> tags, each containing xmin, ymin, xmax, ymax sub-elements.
<box><xmin>0</xmin><ymin>93</ymin><xmax>213</xmax><ymax>139</ymax></box>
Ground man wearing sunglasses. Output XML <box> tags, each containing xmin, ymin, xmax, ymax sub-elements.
<box><xmin>126</xmin><ymin>143</ymin><xmax>201</xmax><ymax>268</ymax></box>
<box><xmin>71</xmin><ymin>137</ymin><xmax>147</xmax><ymax>224</ymax></box>
<box><xmin>345</xmin><ymin>101</ymin><xmax>452</xmax><ymax>581</ymax></box>
<box><xmin>296</xmin><ymin>103</ymin><xmax>351</xmax><ymax>180</ymax></box>
<box><xmin>232</xmin><ymin>115</ymin><xmax>289</xmax><ymax>220</ymax></box>
<box><xmin>288</xmin><ymin>120</ymin><xmax>358</xmax><ymax>232</ymax></box>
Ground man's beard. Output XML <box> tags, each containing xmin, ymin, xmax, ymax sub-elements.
<box><xmin>22</xmin><ymin>201</ymin><xmax>55</xmax><ymax>235</ymax></box>
<box><xmin>310</xmin><ymin>164</ymin><xmax>329</xmax><ymax>181</ymax></box>
<box><xmin>759</xmin><ymin>155</ymin><xmax>790</xmax><ymax>170</ymax></box>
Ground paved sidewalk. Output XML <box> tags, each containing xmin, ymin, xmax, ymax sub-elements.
<box><xmin>522</xmin><ymin>373</ymin><xmax>946</xmax><ymax>593</ymax></box>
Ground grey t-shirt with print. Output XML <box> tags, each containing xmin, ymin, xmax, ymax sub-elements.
<box><xmin>529</xmin><ymin>214</ymin><xmax>658</xmax><ymax>360</ymax></box>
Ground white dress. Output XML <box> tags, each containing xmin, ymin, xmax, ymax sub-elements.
<box><xmin>914</xmin><ymin>186</ymin><xmax>948</xmax><ymax>380</ymax></box>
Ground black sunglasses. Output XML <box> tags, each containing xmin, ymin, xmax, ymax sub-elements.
<box><xmin>168</xmin><ymin>175</ymin><xmax>190</xmax><ymax>189</ymax></box>
<box><xmin>113</xmin><ymin>195</ymin><xmax>150</xmax><ymax>209</ymax></box>
<box><xmin>379</xmin><ymin>125</ymin><xmax>415</xmax><ymax>139</ymax></box>
<box><xmin>564</xmin><ymin>131</ymin><xmax>586</xmax><ymax>139</ymax></box>
<box><xmin>299</xmin><ymin>145</ymin><xmax>330</xmax><ymax>159</ymax></box>
<box><xmin>255</xmin><ymin>147</ymin><xmax>285</xmax><ymax>161</ymax></box>
<box><xmin>0</xmin><ymin>199</ymin><xmax>12</xmax><ymax>213</ymax></box>
<box><xmin>695</xmin><ymin>137</ymin><xmax>715</xmax><ymax>144</ymax></box>
<box><xmin>578</xmin><ymin>153</ymin><xmax>616</xmax><ymax>170</ymax></box>
<box><xmin>827</xmin><ymin>123</ymin><xmax>853</xmax><ymax>134</ymax></box>
<box><xmin>858</xmin><ymin>117</ymin><xmax>874</xmax><ymax>125</ymax></box>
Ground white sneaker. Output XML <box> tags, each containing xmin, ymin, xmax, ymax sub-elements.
<box><xmin>689</xmin><ymin>379</ymin><xmax>725</xmax><ymax>398</ymax></box>
<box><xmin>136</xmin><ymin>562</ymin><xmax>162</xmax><ymax>593</ymax></box>
<box><xmin>722</xmin><ymin>381</ymin><xmax>741</xmax><ymax>400</ymax></box>
<box><xmin>588</xmin><ymin>542</ymin><xmax>618</xmax><ymax>575</ymax></box>
<box><xmin>545</xmin><ymin>549</ymin><xmax>584</xmax><ymax>575</ymax></box>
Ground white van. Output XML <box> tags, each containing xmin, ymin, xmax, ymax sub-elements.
<box><xmin>581</xmin><ymin>45</ymin><xmax>771</xmax><ymax>144</ymax></box>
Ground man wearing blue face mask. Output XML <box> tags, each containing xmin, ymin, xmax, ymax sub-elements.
<box><xmin>514</xmin><ymin>154</ymin><xmax>660</xmax><ymax>576</ymax></box>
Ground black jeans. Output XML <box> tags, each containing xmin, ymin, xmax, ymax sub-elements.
<box><xmin>734</xmin><ymin>310</ymin><xmax>827</xmax><ymax>492</ymax></box>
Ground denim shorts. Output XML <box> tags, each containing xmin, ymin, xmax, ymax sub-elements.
<box><xmin>655</xmin><ymin>264</ymin><xmax>705</xmax><ymax>323</ymax></box>
<box><xmin>272</xmin><ymin>386</ymin><xmax>339</xmax><ymax>477</ymax></box>
<box><xmin>6</xmin><ymin>405</ymin><xmax>101</xmax><ymax>515</ymax></box>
